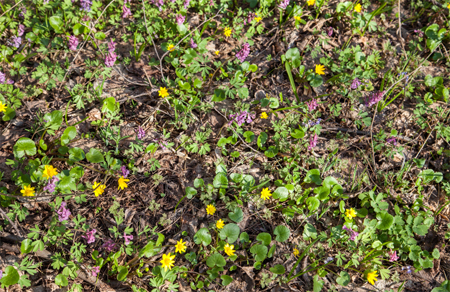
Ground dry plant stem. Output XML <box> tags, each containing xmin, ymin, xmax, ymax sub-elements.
<box><xmin>0</xmin><ymin>0</ymin><xmax>23</xmax><ymax>18</ymax></box>
<box><xmin>0</xmin><ymin>207</ymin><xmax>23</xmax><ymax>237</ymax></box>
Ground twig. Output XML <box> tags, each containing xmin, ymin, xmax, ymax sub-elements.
<box><xmin>0</xmin><ymin>207</ymin><xmax>24</xmax><ymax>237</ymax></box>
<box><xmin>322</xmin><ymin>127</ymin><xmax>412</xmax><ymax>142</ymax></box>
<box><xmin>0</xmin><ymin>0</ymin><xmax>23</xmax><ymax>18</ymax></box>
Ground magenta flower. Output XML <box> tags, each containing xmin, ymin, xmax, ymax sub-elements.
<box><xmin>366</xmin><ymin>91</ymin><xmax>385</xmax><ymax>107</ymax></box>
<box><xmin>136</xmin><ymin>126</ymin><xmax>146</xmax><ymax>140</ymax></box>
<box><xmin>278</xmin><ymin>0</ymin><xmax>290</xmax><ymax>9</ymax></box>
<box><xmin>6</xmin><ymin>79</ymin><xmax>14</xmax><ymax>84</ymax></box>
<box><xmin>175</xmin><ymin>14</ymin><xmax>185</xmax><ymax>25</ymax></box>
<box><xmin>326</xmin><ymin>27</ymin><xmax>333</xmax><ymax>37</ymax></box>
<box><xmin>342</xmin><ymin>225</ymin><xmax>359</xmax><ymax>241</ymax></box>
<box><xmin>209</xmin><ymin>0</ymin><xmax>214</xmax><ymax>5</ymax></box>
<box><xmin>7</xmin><ymin>36</ymin><xmax>22</xmax><ymax>48</ymax></box>
<box><xmin>228</xmin><ymin>111</ymin><xmax>255</xmax><ymax>126</ymax></box>
<box><xmin>104</xmin><ymin>52</ymin><xmax>117</xmax><ymax>67</ymax></box>
<box><xmin>44</xmin><ymin>177</ymin><xmax>59</xmax><ymax>193</ymax></box>
<box><xmin>82</xmin><ymin>229</ymin><xmax>97</xmax><ymax>244</ymax></box>
<box><xmin>190</xmin><ymin>38</ymin><xmax>197</xmax><ymax>49</ymax></box>
<box><xmin>184</xmin><ymin>0</ymin><xmax>190</xmax><ymax>9</ymax></box>
<box><xmin>122</xmin><ymin>4</ymin><xmax>132</xmax><ymax>18</ymax></box>
<box><xmin>0</xmin><ymin>72</ymin><xmax>5</xmax><ymax>84</ymax></box>
<box><xmin>57</xmin><ymin>202</ymin><xmax>71</xmax><ymax>222</ymax></box>
<box><xmin>306</xmin><ymin>99</ymin><xmax>318</xmax><ymax>111</ymax></box>
<box><xmin>247</xmin><ymin>12</ymin><xmax>256</xmax><ymax>23</ymax></box>
<box><xmin>68</xmin><ymin>35</ymin><xmax>79</xmax><ymax>51</ymax></box>
<box><xmin>19</xmin><ymin>7</ymin><xmax>26</xmax><ymax>18</ymax></box>
<box><xmin>308</xmin><ymin>134</ymin><xmax>318</xmax><ymax>151</ymax></box>
<box><xmin>91</xmin><ymin>266</ymin><xmax>100</xmax><ymax>277</ymax></box>
<box><xmin>121</xmin><ymin>166</ymin><xmax>130</xmax><ymax>178</ymax></box>
<box><xmin>386</xmin><ymin>137</ymin><xmax>397</xmax><ymax>146</ymax></box>
<box><xmin>0</xmin><ymin>270</ymin><xmax>3</xmax><ymax>280</ymax></box>
<box><xmin>414</xmin><ymin>30</ymin><xmax>424</xmax><ymax>37</ymax></box>
<box><xmin>236</xmin><ymin>43</ymin><xmax>250</xmax><ymax>62</ymax></box>
<box><xmin>351</xmin><ymin>77</ymin><xmax>361</xmax><ymax>89</ymax></box>
<box><xmin>18</xmin><ymin>24</ymin><xmax>25</xmax><ymax>36</ymax></box>
<box><xmin>101</xmin><ymin>239</ymin><xmax>117</xmax><ymax>252</ymax></box>
<box><xmin>153</xmin><ymin>138</ymin><xmax>168</xmax><ymax>150</ymax></box>
<box><xmin>107</xmin><ymin>39</ymin><xmax>116</xmax><ymax>52</ymax></box>
<box><xmin>124</xmin><ymin>233</ymin><xmax>133</xmax><ymax>245</ymax></box>
<box><xmin>80</xmin><ymin>0</ymin><xmax>93</xmax><ymax>11</ymax></box>
<box><xmin>388</xmin><ymin>250</ymin><xmax>399</xmax><ymax>262</ymax></box>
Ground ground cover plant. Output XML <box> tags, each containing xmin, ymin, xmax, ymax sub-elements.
<box><xmin>0</xmin><ymin>0</ymin><xmax>450</xmax><ymax>291</ymax></box>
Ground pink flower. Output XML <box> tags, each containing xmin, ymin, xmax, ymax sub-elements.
<box><xmin>122</xmin><ymin>4</ymin><xmax>132</xmax><ymax>18</ymax></box>
<box><xmin>175</xmin><ymin>14</ymin><xmax>185</xmax><ymax>25</ymax></box>
<box><xmin>190</xmin><ymin>38</ymin><xmax>197</xmax><ymax>49</ymax></box>
<box><xmin>306</xmin><ymin>99</ymin><xmax>318</xmax><ymax>111</ymax></box>
<box><xmin>91</xmin><ymin>266</ymin><xmax>100</xmax><ymax>277</ymax></box>
<box><xmin>388</xmin><ymin>250</ymin><xmax>399</xmax><ymax>262</ymax></box>
<box><xmin>326</xmin><ymin>27</ymin><xmax>333</xmax><ymax>37</ymax></box>
<box><xmin>386</xmin><ymin>137</ymin><xmax>397</xmax><ymax>146</ymax></box>
<box><xmin>57</xmin><ymin>202</ymin><xmax>71</xmax><ymax>222</ymax></box>
<box><xmin>236</xmin><ymin>43</ymin><xmax>250</xmax><ymax>62</ymax></box>
<box><xmin>342</xmin><ymin>225</ymin><xmax>359</xmax><ymax>241</ymax></box>
<box><xmin>6</xmin><ymin>79</ymin><xmax>14</xmax><ymax>84</ymax></box>
<box><xmin>124</xmin><ymin>233</ymin><xmax>133</xmax><ymax>245</ymax></box>
<box><xmin>184</xmin><ymin>0</ymin><xmax>190</xmax><ymax>9</ymax></box>
<box><xmin>278</xmin><ymin>0</ymin><xmax>290</xmax><ymax>9</ymax></box>
<box><xmin>136</xmin><ymin>126</ymin><xmax>145</xmax><ymax>140</ymax></box>
<box><xmin>104</xmin><ymin>52</ymin><xmax>117</xmax><ymax>67</ymax></box>
<box><xmin>68</xmin><ymin>35</ymin><xmax>79</xmax><ymax>51</ymax></box>
<box><xmin>308</xmin><ymin>134</ymin><xmax>318</xmax><ymax>150</ymax></box>
<box><xmin>209</xmin><ymin>0</ymin><xmax>214</xmax><ymax>5</ymax></box>
<box><xmin>366</xmin><ymin>91</ymin><xmax>385</xmax><ymax>107</ymax></box>
<box><xmin>101</xmin><ymin>239</ymin><xmax>117</xmax><ymax>252</ymax></box>
<box><xmin>18</xmin><ymin>24</ymin><xmax>25</xmax><ymax>36</ymax></box>
<box><xmin>107</xmin><ymin>39</ymin><xmax>116</xmax><ymax>52</ymax></box>
<box><xmin>82</xmin><ymin>229</ymin><xmax>96</xmax><ymax>244</ymax></box>
<box><xmin>121</xmin><ymin>166</ymin><xmax>130</xmax><ymax>178</ymax></box>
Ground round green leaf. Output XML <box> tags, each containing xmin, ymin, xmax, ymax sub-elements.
<box><xmin>20</xmin><ymin>238</ymin><xmax>33</xmax><ymax>254</ymax></box>
<box><xmin>194</xmin><ymin>228</ymin><xmax>212</xmax><ymax>246</ymax></box>
<box><xmin>290</xmin><ymin>128</ymin><xmax>305</xmax><ymax>139</ymax></box>
<box><xmin>272</xmin><ymin>187</ymin><xmax>289</xmax><ymax>201</ymax></box>
<box><xmin>268</xmin><ymin>244</ymin><xmax>276</xmax><ymax>258</ymax></box>
<box><xmin>273</xmin><ymin>225</ymin><xmax>290</xmax><ymax>242</ymax></box>
<box><xmin>336</xmin><ymin>271</ymin><xmax>350</xmax><ymax>286</ymax></box>
<box><xmin>219</xmin><ymin>223</ymin><xmax>240</xmax><ymax>244</ymax></box>
<box><xmin>257</xmin><ymin>132</ymin><xmax>268</xmax><ymax>149</ymax></box>
<box><xmin>206</xmin><ymin>253</ymin><xmax>226</xmax><ymax>268</ymax></box>
<box><xmin>213</xmin><ymin>173</ymin><xmax>228</xmax><ymax>188</ymax></box>
<box><xmin>94</xmin><ymin>32</ymin><xmax>106</xmax><ymax>40</ymax></box>
<box><xmin>0</xmin><ymin>266</ymin><xmax>20</xmax><ymax>286</ymax></box>
<box><xmin>117</xmin><ymin>266</ymin><xmax>128</xmax><ymax>281</ymax></box>
<box><xmin>185</xmin><ymin>187</ymin><xmax>197</xmax><ymax>199</ymax></box>
<box><xmin>86</xmin><ymin>148</ymin><xmax>104</xmax><ymax>163</ymax></box>
<box><xmin>55</xmin><ymin>274</ymin><xmax>68</xmax><ymax>286</ymax></box>
<box><xmin>243</xmin><ymin>131</ymin><xmax>255</xmax><ymax>143</ymax></box>
<box><xmin>264</xmin><ymin>146</ymin><xmax>278</xmax><ymax>158</ymax></box>
<box><xmin>376</xmin><ymin>211</ymin><xmax>394</xmax><ymax>230</ymax></box>
<box><xmin>250</xmin><ymin>244</ymin><xmax>268</xmax><ymax>262</ymax></box>
<box><xmin>69</xmin><ymin>147</ymin><xmax>86</xmax><ymax>162</ymax></box>
<box><xmin>13</xmin><ymin>137</ymin><xmax>37</xmax><ymax>158</ymax></box>
<box><xmin>306</xmin><ymin>197</ymin><xmax>320</xmax><ymax>212</ymax></box>
<box><xmin>43</xmin><ymin>110</ymin><xmax>63</xmax><ymax>127</ymax></box>
<box><xmin>221</xmin><ymin>275</ymin><xmax>233</xmax><ymax>286</ymax></box>
<box><xmin>256</xmin><ymin>233</ymin><xmax>272</xmax><ymax>246</ymax></box>
<box><xmin>2</xmin><ymin>107</ymin><xmax>16</xmax><ymax>121</ymax></box>
<box><xmin>240</xmin><ymin>232</ymin><xmax>250</xmax><ymax>243</ymax></box>
<box><xmin>228</xmin><ymin>207</ymin><xmax>243</xmax><ymax>223</ymax></box>
<box><xmin>212</xmin><ymin>89</ymin><xmax>226</xmax><ymax>102</ymax></box>
<box><xmin>269</xmin><ymin>264</ymin><xmax>286</xmax><ymax>275</ymax></box>
<box><xmin>49</xmin><ymin>16</ymin><xmax>63</xmax><ymax>32</ymax></box>
<box><xmin>304</xmin><ymin>169</ymin><xmax>322</xmax><ymax>185</ymax></box>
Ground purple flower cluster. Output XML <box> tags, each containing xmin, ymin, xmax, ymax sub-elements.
<box><xmin>386</xmin><ymin>137</ymin><xmax>397</xmax><ymax>146</ymax></box>
<box><xmin>308</xmin><ymin>134</ymin><xmax>318</xmax><ymax>150</ymax></box>
<box><xmin>121</xmin><ymin>165</ymin><xmax>130</xmax><ymax>178</ymax></box>
<box><xmin>306</xmin><ymin>98</ymin><xmax>318</xmax><ymax>111</ymax></box>
<box><xmin>18</xmin><ymin>24</ymin><xmax>25</xmax><ymax>36</ymax></box>
<box><xmin>209</xmin><ymin>0</ymin><xmax>214</xmax><ymax>6</ymax></box>
<box><xmin>19</xmin><ymin>7</ymin><xmax>26</xmax><ymax>18</ymax></box>
<box><xmin>190</xmin><ymin>38</ymin><xmax>197</xmax><ymax>49</ymax></box>
<box><xmin>388</xmin><ymin>250</ymin><xmax>399</xmax><ymax>262</ymax></box>
<box><xmin>7</xmin><ymin>36</ymin><xmax>22</xmax><ymax>48</ymax></box>
<box><xmin>7</xmin><ymin>79</ymin><xmax>14</xmax><ymax>84</ymax></box>
<box><xmin>44</xmin><ymin>177</ymin><xmax>59</xmax><ymax>193</ymax></box>
<box><xmin>176</xmin><ymin>14</ymin><xmax>185</xmax><ymax>25</ymax></box>
<box><xmin>304</xmin><ymin>118</ymin><xmax>321</xmax><ymax>127</ymax></box>
<box><xmin>0</xmin><ymin>72</ymin><xmax>5</xmax><ymax>84</ymax></box>
<box><xmin>414</xmin><ymin>30</ymin><xmax>424</xmax><ymax>37</ymax></box>
<box><xmin>104</xmin><ymin>39</ymin><xmax>117</xmax><ymax>67</ymax></box>
<box><xmin>278</xmin><ymin>0</ymin><xmax>290</xmax><ymax>9</ymax></box>
<box><xmin>402</xmin><ymin>266</ymin><xmax>412</xmax><ymax>273</ymax></box>
<box><xmin>342</xmin><ymin>225</ymin><xmax>359</xmax><ymax>241</ymax></box>
<box><xmin>57</xmin><ymin>202</ymin><xmax>71</xmax><ymax>222</ymax></box>
<box><xmin>122</xmin><ymin>4</ymin><xmax>132</xmax><ymax>18</ymax></box>
<box><xmin>228</xmin><ymin>111</ymin><xmax>255</xmax><ymax>127</ymax></box>
<box><xmin>236</xmin><ymin>43</ymin><xmax>250</xmax><ymax>62</ymax></box>
<box><xmin>153</xmin><ymin>138</ymin><xmax>168</xmax><ymax>150</ymax></box>
<box><xmin>184</xmin><ymin>0</ymin><xmax>190</xmax><ymax>9</ymax></box>
<box><xmin>82</xmin><ymin>229</ymin><xmax>96</xmax><ymax>244</ymax></box>
<box><xmin>365</xmin><ymin>91</ymin><xmax>385</xmax><ymax>107</ymax></box>
<box><xmin>136</xmin><ymin>126</ymin><xmax>146</xmax><ymax>140</ymax></box>
<box><xmin>102</xmin><ymin>239</ymin><xmax>117</xmax><ymax>252</ymax></box>
<box><xmin>153</xmin><ymin>0</ymin><xmax>164</xmax><ymax>11</ymax></box>
<box><xmin>124</xmin><ymin>233</ymin><xmax>133</xmax><ymax>245</ymax></box>
<box><xmin>0</xmin><ymin>270</ymin><xmax>2</xmax><ymax>280</ymax></box>
<box><xmin>68</xmin><ymin>35</ymin><xmax>79</xmax><ymax>51</ymax></box>
<box><xmin>326</xmin><ymin>27</ymin><xmax>333</xmax><ymax>37</ymax></box>
<box><xmin>80</xmin><ymin>0</ymin><xmax>93</xmax><ymax>11</ymax></box>
<box><xmin>351</xmin><ymin>77</ymin><xmax>361</xmax><ymax>89</ymax></box>
<box><xmin>91</xmin><ymin>266</ymin><xmax>100</xmax><ymax>277</ymax></box>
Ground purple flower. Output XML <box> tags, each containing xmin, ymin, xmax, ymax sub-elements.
<box><xmin>43</xmin><ymin>0</ymin><xmax>49</xmax><ymax>4</ymax></box>
<box><xmin>136</xmin><ymin>126</ymin><xmax>146</xmax><ymax>140</ymax></box>
<box><xmin>6</xmin><ymin>79</ymin><xmax>14</xmax><ymax>84</ymax></box>
<box><xmin>19</xmin><ymin>7</ymin><xmax>26</xmax><ymax>18</ymax></box>
<box><xmin>278</xmin><ymin>0</ymin><xmax>290</xmax><ymax>9</ymax></box>
<box><xmin>107</xmin><ymin>39</ymin><xmax>116</xmax><ymax>52</ymax></box>
<box><xmin>104</xmin><ymin>52</ymin><xmax>117</xmax><ymax>67</ymax></box>
<box><xmin>388</xmin><ymin>250</ymin><xmax>399</xmax><ymax>262</ymax></box>
<box><xmin>365</xmin><ymin>91</ymin><xmax>385</xmax><ymax>107</ymax></box>
<box><xmin>190</xmin><ymin>38</ymin><xmax>197</xmax><ymax>49</ymax></box>
<box><xmin>342</xmin><ymin>225</ymin><xmax>359</xmax><ymax>241</ymax></box>
<box><xmin>176</xmin><ymin>14</ymin><xmax>185</xmax><ymax>25</ymax></box>
<box><xmin>0</xmin><ymin>270</ymin><xmax>3</xmax><ymax>280</ymax></box>
<box><xmin>228</xmin><ymin>111</ymin><xmax>255</xmax><ymax>126</ymax></box>
<box><xmin>326</xmin><ymin>27</ymin><xmax>333</xmax><ymax>37</ymax></box>
<box><xmin>351</xmin><ymin>78</ymin><xmax>361</xmax><ymax>89</ymax></box>
<box><xmin>102</xmin><ymin>239</ymin><xmax>117</xmax><ymax>252</ymax></box>
<box><xmin>386</xmin><ymin>137</ymin><xmax>397</xmax><ymax>146</ymax></box>
<box><xmin>122</xmin><ymin>4</ymin><xmax>132</xmax><ymax>18</ymax></box>
<box><xmin>402</xmin><ymin>266</ymin><xmax>412</xmax><ymax>273</ymax></box>
<box><xmin>247</xmin><ymin>12</ymin><xmax>256</xmax><ymax>23</ymax></box>
<box><xmin>124</xmin><ymin>233</ymin><xmax>133</xmax><ymax>245</ymax></box>
<box><xmin>306</xmin><ymin>99</ymin><xmax>318</xmax><ymax>111</ymax></box>
<box><xmin>68</xmin><ymin>35</ymin><xmax>79</xmax><ymax>51</ymax></box>
<box><xmin>82</xmin><ymin>229</ymin><xmax>97</xmax><ymax>244</ymax></box>
<box><xmin>44</xmin><ymin>177</ymin><xmax>59</xmax><ymax>193</ymax></box>
<box><xmin>153</xmin><ymin>138</ymin><xmax>168</xmax><ymax>150</ymax></box>
<box><xmin>57</xmin><ymin>202</ymin><xmax>71</xmax><ymax>222</ymax></box>
<box><xmin>184</xmin><ymin>0</ymin><xmax>190</xmax><ymax>9</ymax></box>
<box><xmin>0</xmin><ymin>72</ymin><xmax>5</xmax><ymax>84</ymax></box>
<box><xmin>236</xmin><ymin>43</ymin><xmax>250</xmax><ymax>62</ymax></box>
<box><xmin>308</xmin><ymin>134</ymin><xmax>318</xmax><ymax>151</ymax></box>
<box><xmin>209</xmin><ymin>0</ymin><xmax>214</xmax><ymax>5</ymax></box>
<box><xmin>414</xmin><ymin>30</ymin><xmax>424</xmax><ymax>37</ymax></box>
<box><xmin>80</xmin><ymin>0</ymin><xmax>93</xmax><ymax>11</ymax></box>
<box><xmin>7</xmin><ymin>36</ymin><xmax>22</xmax><ymax>48</ymax></box>
<box><xmin>91</xmin><ymin>266</ymin><xmax>100</xmax><ymax>277</ymax></box>
<box><xmin>18</xmin><ymin>24</ymin><xmax>25</xmax><ymax>36</ymax></box>
<box><xmin>121</xmin><ymin>166</ymin><xmax>130</xmax><ymax>178</ymax></box>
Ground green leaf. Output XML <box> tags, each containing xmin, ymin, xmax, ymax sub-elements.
<box><xmin>256</xmin><ymin>233</ymin><xmax>272</xmax><ymax>246</ymax></box>
<box><xmin>0</xmin><ymin>266</ymin><xmax>20</xmax><ymax>286</ymax></box>
<box><xmin>228</xmin><ymin>207</ymin><xmax>243</xmax><ymax>223</ymax></box>
<box><xmin>272</xmin><ymin>187</ymin><xmax>289</xmax><ymax>201</ymax></box>
<box><xmin>61</xmin><ymin>126</ymin><xmax>77</xmax><ymax>145</ymax></box>
<box><xmin>270</xmin><ymin>265</ymin><xmax>286</xmax><ymax>275</ymax></box>
<box><xmin>250</xmin><ymin>244</ymin><xmax>268</xmax><ymax>262</ymax></box>
<box><xmin>49</xmin><ymin>16</ymin><xmax>63</xmax><ymax>32</ymax></box>
<box><xmin>94</xmin><ymin>32</ymin><xmax>106</xmax><ymax>40</ymax></box>
<box><xmin>221</xmin><ymin>275</ymin><xmax>233</xmax><ymax>286</ymax></box>
<box><xmin>206</xmin><ymin>253</ymin><xmax>226</xmax><ymax>268</ymax></box>
<box><xmin>194</xmin><ymin>228</ymin><xmax>212</xmax><ymax>246</ymax></box>
<box><xmin>268</xmin><ymin>244</ymin><xmax>276</xmax><ymax>258</ymax></box>
<box><xmin>102</xmin><ymin>97</ymin><xmax>119</xmax><ymax>114</ymax></box>
<box><xmin>117</xmin><ymin>266</ymin><xmax>128</xmax><ymax>281</ymax></box>
<box><xmin>304</xmin><ymin>169</ymin><xmax>322</xmax><ymax>185</ymax></box>
<box><xmin>306</xmin><ymin>197</ymin><xmax>320</xmax><ymax>212</ymax></box>
<box><xmin>212</xmin><ymin>89</ymin><xmax>226</xmax><ymax>102</ymax></box>
<box><xmin>376</xmin><ymin>211</ymin><xmax>394</xmax><ymax>230</ymax></box>
<box><xmin>86</xmin><ymin>148</ymin><xmax>104</xmax><ymax>163</ymax></box>
<box><xmin>310</xmin><ymin>74</ymin><xmax>323</xmax><ymax>88</ymax></box>
<box><xmin>139</xmin><ymin>241</ymin><xmax>158</xmax><ymax>258</ymax></box>
<box><xmin>240</xmin><ymin>232</ymin><xmax>250</xmax><ymax>243</ymax></box>
<box><xmin>336</xmin><ymin>271</ymin><xmax>350</xmax><ymax>286</ymax></box>
<box><xmin>13</xmin><ymin>137</ymin><xmax>37</xmax><ymax>158</ymax></box>
<box><xmin>243</xmin><ymin>131</ymin><xmax>255</xmax><ymax>142</ymax></box>
<box><xmin>264</xmin><ymin>146</ymin><xmax>278</xmax><ymax>158</ymax></box>
<box><xmin>55</xmin><ymin>274</ymin><xmax>68</xmax><ymax>287</ymax></box>
<box><xmin>219</xmin><ymin>223</ymin><xmax>240</xmax><ymax>244</ymax></box>
<box><xmin>290</xmin><ymin>128</ymin><xmax>305</xmax><ymax>139</ymax></box>
<box><xmin>44</xmin><ymin>110</ymin><xmax>63</xmax><ymax>128</ymax></box>
<box><xmin>432</xmin><ymin>248</ymin><xmax>440</xmax><ymax>259</ymax></box>
<box><xmin>185</xmin><ymin>187</ymin><xmax>197</xmax><ymax>199</ymax></box>
<box><xmin>69</xmin><ymin>147</ymin><xmax>86</xmax><ymax>162</ymax></box>
<box><xmin>2</xmin><ymin>107</ymin><xmax>16</xmax><ymax>121</ymax></box>
<box><xmin>257</xmin><ymin>132</ymin><xmax>268</xmax><ymax>149</ymax></box>
<box><xmin>273</xmin><ymin>225</ymin><xmax>290</xmax><ymax>242</ymax></box>
<box><xmin>213</xmin><ymin>173</ymin><xmax>228</xmax><ymax>188</ymax></box>
<box><xmin>313</xmin><ymin>275</ymin><xmax>324</xmax><ymax>292</ymax></box>
<box><xmin>20</xmin><ymin>239</ymin><xmax>33</xmax><ymax>254</ymax></box>
<box><xmin>72</xmin><ymin>23</ymin><xmax>88</xmax><ymax>35</ymax></box>
<box><xmin>303</xmin><ymin>223</ymin><xmax>317</xmax><ymax>240</ymax></box>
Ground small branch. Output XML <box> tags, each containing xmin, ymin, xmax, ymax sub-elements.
<box><xmin>0</xmin><ymin>207</ymin><xmax>23</xmax><ymax>237</ymax></box>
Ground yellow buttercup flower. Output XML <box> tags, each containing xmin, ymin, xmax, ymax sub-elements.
<box><xmin>206</xmin><ymin>204</ymin><xmax>216</xmax><ymax>215</ymax></box>
<box><xmin>307</xmin><ymin>0</ymin><xmax>315</xmax><ymax>6</ymax></box>
<box><xmin>448</xmin><ymin>2</ymin><xmax>450</xmax><ymax>8</ymax></box>
<box><xmin>293</xmin><ymin>248</ymin><xmax>300</xmax><ymax>256</ymax></box>
<box><xmin>224</xmin><ymin>27</ymin><xmax>232</xmax><ymax>37</ymax></box>
<box><xmin>0</xmin><ymin>101</ymin><xmax>7</xmax><ymax>113</ymax></box>
<box><xmin>224</xmin><ymin>243</ymin><xmax>235</xmax><ymax>256</ymax></box>
<box><xmin>315</xmin><ymin>64</ymin><xmax>325</xmax><ymax>75</ymax></box>
<box><xmin>260</xmin><ymin>188</ymin><xmax>272</xmax><ymax>200</ymax></box>
<box><xmin>118</xmin><ymin>176</ymin><xmax>130</xmax><ymax>190</ymax></box>
<box><xmin>21</xmin><ymin>185</ymin><xmax>35</xmax><ymax>197</ymax></box>
<box><xmin>294</xmin><ymin>16</ymin><xmax>302</xmax><ymax>21</ymax></box>
<box><xmin>260</xmin><ymin>112</ymin><xmax>268</xmax><ymax>119</ymax></box>
<box><xmin>175</xmin><ymin>239</ymin><xmax>187</xmax><ymax>254</ymax></box>
<box><xmin>345</xmin><ymin>208</ymin><xmax>357</xmax><ymax>219</ymax></box>
<box><xmin>167</xmin><ymin>44</ymin><xmax>175</xmax><ymax>51</ymax></box>
<box><xmin>42</xmin><ymin>165</ymin><xmax>58</xmax><ymax>180</ymax></box>
<box><xmin>160</xmin><ymin>253</ymin><xmax>175</xmax><ymax>271</ymax></box>
<box><xmin>93</xmin><ymin>181</ymin><xmax>106</xmax><ymax>197</ymax></box>
<box><xmin>214</xmin><ymin>50</ymin><xmax>220</xmax><ymax>55</ymax></box>
<box><xmin>159</xmin><ymin>87</ymin><xmax>169</xmax><ymax>98</ymax></box>
<box><xmin>367</xmin><ymin>270</ymin><xmax>378</xmax><ymax>285</ymax></box>
<box><xmin>354</xmin><ymin>3</ymin><xmax>362</xmax><ymax>12</ymax></box>
<box><xmin>216</xmin><ymin>219</ymin><xmax>225</xmax><ymax>229</ymax></box>
<box><xmin>255</xmin><ymin>17</ymin><xmax>262</xmax><ymax>22</ymax></box>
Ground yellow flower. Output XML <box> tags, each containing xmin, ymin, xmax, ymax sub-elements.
<box><xmin>160</xmin><ymin>253</ymin><xmax>175</xmax><ymax>271</ymax></box>
<box><xmin>307</xmin><ymin>0</ymin><xmax>315</xmax><ymax>6</ymax></box>
<box><xmin>315</xmin><ymin>64</ymin><xmax>325</xmax><ymax>75</ymax></box>
<box><xmin>260</xmin><ymin>188</ymin><xmax>272</xmax><ymax>200</ymax></box>
<box><xmin>93</xmin><ymin>181</ymin><xmax>106</xmax><ymax>197</ymax></box>
<box><xmin>21</xmin><ymin>185</ymin><xmax>35</xmax><ymax>197</ymax></box>
<box><xmin>206</xmin><ymin>204</ymin><xmax>216</xmax><ymax>215</ymax></box>
<box><xmin>175</xmin><ymin>239</ymin><xmax>187</xmax><ymax>254</ymax></box>
<box><xmin>167</xmin><ymin>44</ymin><xmax>175</xmax><ymax>51</ymax></box>
<box><xmin>214</xmin><ymin>50</ymin><xmax>220</xmax><ymax>55</ymax></box>
<box><xmin>255</xmin><ymin>17</ymin><xmax>262</xmax><ymax>22</ymax></box>
<box><xmin>216</xmin><ymin>219</ymin><xmax>225</xmax><ymax>229</ymax></box>
<box><xmin>224</xmin><ymin>27</ymin><xmax>232</xmax><ymax>37</ymax></box>
<box><xmin>345</xmin><ymin>208</ymin><xmax>357</xmax><ymax>219</ymax></box>
<box><xmin>159</xmin><ymin>87</ymin><xmax>169</xmax><ymax>98</ymax></box>
<box><xmin>0</xmin><ymin>101</ymin><xmax>7</xmax><ymax>113</ymax></box>
<box><xmin>293</xmin><ymin>248</ymin><xmax>300</xmax><ymax>256</ymax></box>
<box><xmin>260</xmin><ymin>112</ymin><xmax>268</xmax><ymax>119</ymax></box>
<box><xmin>354</xmin><ymin>3</ymin><xmax>362</xmax><ymax>12</ymax></box>
<box><xmin>42</xmin><ymin>165</ymin><xmax>58</xmax><ymax>180</ymax></box>
<box><xmin>224</xmin><ymin>243</ymin><xmax>235</xmax><ymax>256</ymax></box>
<box><xmin>118</xmin><ymin>176</ymin><xmax>130</xmax><ymax>190</ymax></box>
<box><xmin>448</xmin><ymin>2</ymin><xmax>450</xmax><ymax>8</ymax></box>
<box><xmin>367</xmin><ymin>270</ymin><xmax>378</xmax><ymax>285</ymax></box>
<box><xmin>294</xmin><ymin>16</ymin><xmax>302</xmax><ymax>21</ymax></box>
